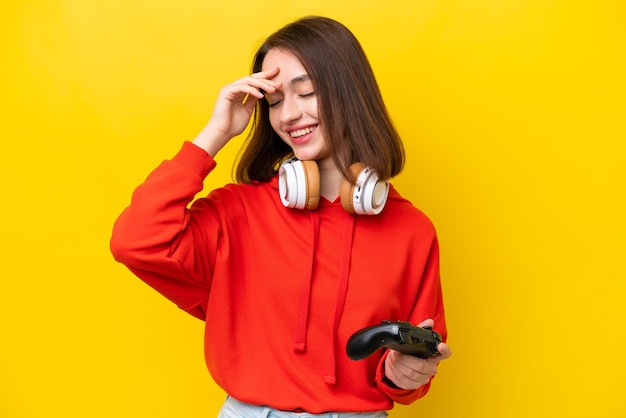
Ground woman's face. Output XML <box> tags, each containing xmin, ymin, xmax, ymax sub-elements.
<box><xmin>261</xmin><ymin>48</ymin><xmax>332</xmax><ymax>166</ymax></box>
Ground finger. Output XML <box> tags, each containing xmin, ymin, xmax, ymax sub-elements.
<box><xmin>253</xmin><ymin>66</ymin><xmax>280</xmax><ymax>79</ymax></box>
<box><xmin>416</xmin><ymin>318</ymin><xmax>434</xmax><ymax>329</ymax></box>
<box><xmin>235</xmin><ymin>79</ymin><xmax>280</xmax><ymax>100</ymax></box>
<box><xmin>386</xmin><ymin>351</ymin><xmax>432</xmax><ymax>388</ymax></box>
<box><xmin>250</xmin><ymin>67</ymin><xmax>282</xmax><ymax>93</ymax></box>
<box><xmin>232</xmin><ymin>68</ymin><xmax>281</xmax><ymax>92</ymax></box>
<box><xmin>389</xmin><ymin>351</ymin><xmax>433</xmax><ymax>375</ymax></box>
<box><xmin>220</xmin><ymin>82</ymin><xmax>265</xmax><ymax>101</ymax></box>
<box><xmin>435</xmin><ymin>342</ymin><xmax>452</xmax><ymax>360</ymax></box>
<box><xmin>385</xmin><ymin>351</ymin><xmax>409</xmax><ymax>386</ymax></box>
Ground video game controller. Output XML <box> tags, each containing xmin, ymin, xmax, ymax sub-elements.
<box><xmin>346</xmin><ymin>320</ymin><xmax>442</xmax><ymax>360</ymax></box>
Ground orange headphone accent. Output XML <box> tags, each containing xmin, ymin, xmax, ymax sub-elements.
<box><xmin>278</xmin><ymin>159</ymin><xmax>389</xmax><ymax>215</ymax></box>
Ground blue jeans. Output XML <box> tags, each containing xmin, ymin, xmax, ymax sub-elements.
<box><xmin>217</xmin><ymin>396</ymin><xmax>388</xmax><ymax>418</ymax></box>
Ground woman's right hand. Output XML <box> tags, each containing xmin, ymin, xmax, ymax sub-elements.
<box><xmin>193</xmin><ymin>67</ymin><xmax>282</xmax><ymax>157</ymax></box>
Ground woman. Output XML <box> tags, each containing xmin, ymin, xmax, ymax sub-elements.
<box><xmin>111</xmin><ymin>16</ymin><xmax>451</xmax><ymax>417</ymax></box>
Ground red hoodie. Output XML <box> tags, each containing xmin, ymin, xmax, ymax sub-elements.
<box><xmin>110</xmin><ymin>142</ymin><xmax>447</xmax><ymax>413</ymax></box>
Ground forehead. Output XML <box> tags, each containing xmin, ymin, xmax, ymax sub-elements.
<box><xmin>261</xmin><ymin>48</ymin><xmax>310</xmax><ymax>82</ymax></box>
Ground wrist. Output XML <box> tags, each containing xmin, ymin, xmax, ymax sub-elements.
<box><xmin>192</xmin><ymin>123</ymin><xmax>230</xmax><ymax>157</ymax></box>
<box><xmin>382</xmin><ymin>375</ymin><xmax>400</xmax><ymax>389</ymax></box>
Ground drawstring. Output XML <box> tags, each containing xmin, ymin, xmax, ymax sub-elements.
<box><xmin>293</xmin><ymin>211</ymin><xmax>319</xmax><ymax>352</ymax></box>
<box><xmin>325</xmin><ymin>211</ymin><xmax>355</xmax><ymax>385</ymax></box>
<box><xmin>291</xmin><ymin>208</ymin><xmax>356</xmax><ymax>385</ymax></box>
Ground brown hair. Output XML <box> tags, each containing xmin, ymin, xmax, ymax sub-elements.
<box><xmin>235</xmin><ymin>16</ymin><xmax>405</xmax><ymax>183</ymax></box>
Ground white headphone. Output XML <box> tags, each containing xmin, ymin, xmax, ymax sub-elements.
<box><xmin>278</xmin><ymin>159</ymin><xmax>389</xmax><ymax>215</ymax></box>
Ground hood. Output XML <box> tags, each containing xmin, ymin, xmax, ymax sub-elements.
<box><xmin>269</xmin><ymin>176</ymin><xmax>404</xmax><ymax>385</ymax></box>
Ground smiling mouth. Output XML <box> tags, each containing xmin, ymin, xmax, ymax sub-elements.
<box><xmin>289</xmin><ymin>125</ymin><xmax>317</xmax><ymax>138</ymax></box>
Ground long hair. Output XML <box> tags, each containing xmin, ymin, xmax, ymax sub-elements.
<box><xmin>235</xmin><ymin>16</ymin><xmax>405</xmax><ymax>183</ymax></box>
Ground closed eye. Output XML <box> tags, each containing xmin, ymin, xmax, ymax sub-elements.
<box><xmin>268</xmin><ymin>99</ymin><xmax>283</xmax><ymax>108</ymax></box>
<box><xmin>267</xmin><ymin>91</ymin><xmax>315</xmax><ymax>107</ymax></box>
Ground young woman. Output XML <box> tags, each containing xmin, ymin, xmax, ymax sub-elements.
<box><xmin>111</xmin><ymin>16</ymin><xmax>451</xmax><ymax>417</ymax></box>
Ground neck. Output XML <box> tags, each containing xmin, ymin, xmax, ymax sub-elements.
<box><xmin>318</xmin><ymin>163</ymin><xmax>343</xmax><ymax>202</ymax></box>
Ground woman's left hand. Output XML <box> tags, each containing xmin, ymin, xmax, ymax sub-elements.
<box><xmin>383</xmin><ymin>318</ymin><xmax>452</xmax><ymax>390</ymax></box>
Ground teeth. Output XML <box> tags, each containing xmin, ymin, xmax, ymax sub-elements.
<box><xmin>290</xmin><ymin>126</ymin><xmax>316</xmax><ymax>138</ymax></box>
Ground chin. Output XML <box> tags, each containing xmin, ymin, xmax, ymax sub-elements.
<box><xmin>292</xmin><ymin>147</ymin><xmax>330</xmax><ymax>163</ymax></box>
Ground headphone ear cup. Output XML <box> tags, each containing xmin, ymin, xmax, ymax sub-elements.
<box><xmin>278</xmin><ymin>159</ymin><xmax>320</xmax><ymax>210</ymax></box>
<box><xmin>340</xmin><ymin>164</ymin><xmax>361</xmax><ymax>214</ymax></box>
<box><xmin>300</xmin><ymin>160</ymin><xmax>320</xmax><ymax>210</ymax></box>
<box><xmin>340</xmin><ymin>163</ymin><xmax>389</xmax><ymax>215</ymax></box>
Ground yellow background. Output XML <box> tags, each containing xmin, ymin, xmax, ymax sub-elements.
<box><xmin>1</xmin><ymin>1</ymin><xmax>624</xmax><ymax>417</ymax></box>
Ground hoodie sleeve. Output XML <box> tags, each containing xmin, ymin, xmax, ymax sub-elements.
<box><xmin>110</xmin><ymin>142</ymin><xmax>219</xmax><ymax>320</ymax></box>
<box><xmin>374</xmin><ymin>233</ymin><xmax>447</xmax><ymax>404</ymax></box>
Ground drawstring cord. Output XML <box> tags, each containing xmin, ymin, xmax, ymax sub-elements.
<box><xmin>325</xmin><ymin>212</ymin><xmax>355</xmax><ymax>384</ymax></box>
<box><xmin>293</xmin><ymin>211</ymin><xmax>319</xmax><ymax>351</ymax></box>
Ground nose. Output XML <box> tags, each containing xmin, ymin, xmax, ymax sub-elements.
<box><xmin>279</xmin><ymin>96</ymin><xmax>303</xmax><ymax>124</ymax></box>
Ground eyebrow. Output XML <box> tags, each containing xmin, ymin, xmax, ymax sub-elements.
<box><xmin>264</xmin><ymin>74</ymin><xmax>312</xmax><ymax>99</ymax></box>
<box><xmin>290</xmin><ymin>74</ymin><xmax>311</xmax><ymax>86</ymax></box>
